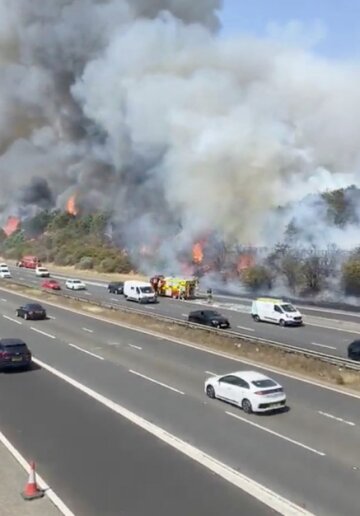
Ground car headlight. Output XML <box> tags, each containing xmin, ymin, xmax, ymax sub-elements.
<box><xmin>212</xmin><ymin>319</ymin><xmax>218</xmax><ymax>324</ymax></box>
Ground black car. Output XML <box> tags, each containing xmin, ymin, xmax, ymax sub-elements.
<box><xmin>0</xmin><ymin>338</ymin><xmax>32</xmax><ymax>370</ymax></box>
<box><xmin>108</xmin><ymin>281</ymin><xmax>124</xmax><ymax>295</ymax></box>
<box><xmin>188</xmin><ymin>310</ymin><xmax>230</xmax><ymax>329</ymax></box>
<box><xmin>348</xmin><ymin>340</ymin><xmax>360</xmax><ymax>360</ymax></box>
<box><xmin>16</xmin><ymin>303</ymin><xmax>47</xmax><ymax>320</ymax></box>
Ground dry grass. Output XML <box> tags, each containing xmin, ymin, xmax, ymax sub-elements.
<box><xmin>4</xmin><ymin>281</ymin><xmax>360</xmax><ymax>392</ymax></box>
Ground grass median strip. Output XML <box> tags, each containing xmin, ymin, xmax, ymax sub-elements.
<box><xmin>2</xmin><ymin>280</ymin><xmax>360</xmax><ymax>392</ymax></box>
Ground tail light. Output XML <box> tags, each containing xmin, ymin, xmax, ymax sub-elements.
<box><xmin>255</xmin><ymin>388</ymin><xmax>283</xmax><ymax>395</ymax></box>
<box><xmin>255</xmin><ymin>390</ymin><xmax>268</xmax><ymax>396</ymax></box>
<box><xmin>0</xmin><ymin>351</ymin><xmax>10</xmax><ymax>358</ymax></box>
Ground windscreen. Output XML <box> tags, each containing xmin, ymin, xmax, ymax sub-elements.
<box><xmin>252</xmin><ymin>379</ymin><xmax>277</xmax><ymax>388</ymax></box>
<box><xmin>4</xmin><ymin>344</ymin><xmax>27</xmax><ymax>353</ymax></box>
<box><xmin>140</xmin><ymin>286</ymin><xmax>153</xmax><ymax>294</ymax></box>
<box><xmin>281</xmin><ymin>304</ymin><xmax>297</xmax><ymax>313</ymax></box>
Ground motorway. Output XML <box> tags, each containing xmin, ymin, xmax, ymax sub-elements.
<box><xmin>0</xmin><ymin>287</ymin><xmax>360</xmax><ymax>514</ymax></box>
<box><xmin>7</xmin><ymin>264</ymin><xmax>360</xmax><ymax>359</ymax></box>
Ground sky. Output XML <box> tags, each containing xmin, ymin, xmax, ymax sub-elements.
<box><xmin>220</xmin><ymin>0</ymin><xmax>360</xmax><ymax>60</ymax></box>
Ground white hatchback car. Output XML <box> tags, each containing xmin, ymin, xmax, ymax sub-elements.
<box><xmin>0</xmin><ymin>263</ymin><xmax>11</xmax><ymax>278</ymax></box>
<box><xmin>205</xmin><ymin>370</ymin><xmax>286</xmax><ymax>413</ymax></box>
<box><xmin>65</xmin><ymin>279</ymin><xmax>87</xmax><ymax>290</ymax></box>
<box><xmin>35</xmin><ymin>266</ymin><xmax>50</xmax><ymax>277</ymax></box>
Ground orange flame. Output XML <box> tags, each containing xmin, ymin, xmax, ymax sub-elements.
<box><xmin>66</xmin><ymin>194</ymin><xmax>78</xmax><ymax>216</ymax></box>
<box><xmin>237</xmin><ymin>254</ymin><xmax>255</xmax><ymax>273</ymax></box>
<box><xmin>192</xmin><ymin>242</ymin><xmax>203</xmax><ymax>264</ymax></box>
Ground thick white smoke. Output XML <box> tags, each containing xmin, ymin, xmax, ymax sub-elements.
<box><xmin>0</xmin><ymin>0</ymin><xmax>360</xmax><ymax>266</ymax></box>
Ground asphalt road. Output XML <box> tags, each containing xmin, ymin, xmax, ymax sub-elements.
<box><xmin>6</xmin><ymin>264</ymin><xmax>360</xmax><ymax>359</ymax></box>
<box><xmin>0</xmin><ymin>289</ymin><xmax>359</xmax><ymax>515</ymax></box>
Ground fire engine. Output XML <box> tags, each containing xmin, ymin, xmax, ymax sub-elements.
<box><xmin>150</xmin><ymin>276</ymin><xmax>197</xmax><ymax>299</ymax></box>
<box><xmin>17</xmin><ymin>256</ymin><xmax>41</xmax><ymax>269</ymax></box>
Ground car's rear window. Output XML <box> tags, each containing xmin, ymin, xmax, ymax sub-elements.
<box><xmin>4</xmin><ymin>344</ymin><xmax>28</xmax><ymax>352</ymax></box>
<box><xmin>26</xmin><ymin>304</ymin><xmax>43</xmax><ymax>310</ymax></box>
<box><xmin>252</xmin><ymin>379</ymin><xmax>277</xmax><ymax>388</ymax></box>
<box><xmin>204</xmin><ymin>311</ymin><xmax>221</xmax><ymax>317</ymax></box>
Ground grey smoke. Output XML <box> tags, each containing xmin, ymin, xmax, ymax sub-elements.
<box><xmin>0</xmin><ymin>0</ymin><xmax>360</xmax><ymax>269</ymax></box>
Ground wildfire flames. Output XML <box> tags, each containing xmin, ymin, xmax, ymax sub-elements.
<box><xmin>66</xmin><ymin>194</ymin><xmax>78</xmax><ymax>216</ymax></box>
<box><xmin>192</xmin><ymin>242</ymin><xmax>204</xmax><ymax>264</ymax></box>
<box><xmin>3</xmin><ymin>216</ymin><xmax>20</xmax><ymax>236</ymax></box>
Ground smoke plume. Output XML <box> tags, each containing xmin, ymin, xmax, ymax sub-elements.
<box><xmin>1</xmin><ymin>0</ymin><xmax>360</xmax><ymax>269</ymax></box>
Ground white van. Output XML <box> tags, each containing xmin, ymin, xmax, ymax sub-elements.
<box><xmin>0</xmin><ymin>263</ymin><xmax>11</xmax><ymax>278</ymax></box>
<box><xmin>251</xmin><ymin>298</ymin><xmax>303</xmax><ymax>327</ymax></box>
<box><xmin>123</xmin><ymin>281</ymin><xmax>157</xmax><ymax>304</ymax></box>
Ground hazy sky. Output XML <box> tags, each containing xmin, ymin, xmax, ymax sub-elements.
<box><xmin>220</xmin><ymin>0</ymin><xmax>360</xmax><ymax>59</ymax></box>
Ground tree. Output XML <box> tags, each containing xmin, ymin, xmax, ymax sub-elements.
<box><xmin>342</xmin><ymin>258</ymin><xmax>360</xmax><ymax>296</ymax></box>
<box><xmin>241</xmin><ymin>266</ymin><xmax>272</xmax><ymax>291</ymax></box>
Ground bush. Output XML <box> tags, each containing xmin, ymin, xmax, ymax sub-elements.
<box><xmin>342</xmin><ymin>258</ymin><xmax>360</xmax><ymax>296</ymax></box>
<box><xmin>241</xmin><ymin>266</ymin><xmax>272</xmax><ymax>291</ymax></box>
<box><xmin>76</xmin><ymin>256</ymin><xmax>94</xmax><ymax>270</ymax></box>
<box><xmin>96</xmin><ymin>255</ymin><xmax>133</xmax><ymax>274</ymax></box>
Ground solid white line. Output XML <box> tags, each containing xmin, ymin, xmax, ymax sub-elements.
<box><xmin>68</xmin><ymin>343</ymin><xmax>104</xmax><ymax>360</ymax></box>
<box><xmin>129</xmin><ymin>369</ymin><xmax>185</xmax><ymax>395</ymax></box>
<box><xmin>226</xmin><ymin>411</ymin><xmax>325</xmax><ymax>457</ymax></box>
<box><xmin>318</xmin><ymin>410</ymin><xmax>355</xmax><ymax>426</ymax></box>
<box><xmin>310</xmin><ymin>342</ymin><xmax>337</xmax><ymax>350</ymax></box>
<box><xmin>182</xmin><ymin>314</ymin><xmax>188</xmax><ymax>317</ymax></box>
<box><xmin>33</xmin><ymin>357</ymin><xmax>313</xmax><ymax>516</ymax></box>
<box><xmin>82</xmin><ymin>327</ymin><xmax>94</xmax><ymax>333</ymax></box>
<box><xmin>237</xmin><ymin>325</ymin><xmax>255</xmax><ymax>332</ymax></box>
<box><xmin>205</xmin><ymin>370</ymin><xmax>218</xmax><ymax>376</ymax></box>
<box><xmin>0</xmin><ymin>429</ymin><xmax>75</xmax><ymax>516</ymax></box>
<box><xmin>2</xmin><ymin>285</ymin><xmax>359</xmax><ymax>400</ymax></box>
<box><xmin>3</xmin><ymin>315</ymin><xmax>22</xmax><ymax>325</ymax></box>
<box><xmin>129</xmin><ymin>344</ymin><xmax>142</xmax><ymax>350</ymax></box>
<box><xmin>0</xmin><ymin>297</ymin><xmax>7</xmax><ymax>302</ymax></box>
<box><xmin>30</xmin><ymin>327</ymin><xmax>56</xmax><ymax>339</ymax></box>
<box><xmin>47</xmin><ymin>315</ymin><xmax>56</xmax><ymax>320</ymax></box>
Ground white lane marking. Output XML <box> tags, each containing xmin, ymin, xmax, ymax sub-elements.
<box><xmin>3</xmin><ymin>315</ymin><xmax>22</xmax><ymax>325</ymax></box>
<box><xmin>0</xmin><ymin>297</ymin><xmax>7</xmax><ymax>302</ymax></box>
<box><xmin>205</xmin><ymin>370</ymin><xmax>218</xmax><ymax>376</ymax></box>
<box><xmin>182</xmin><ymin>314</ymin><xmax>188</xmax><ymax>317</ymax></box>
<box><xmin>30</xmin><ymin>327</ymin><xmax>56</xmax><ymax>339</ymax></box>
<box><xmin>47</xmin><ymin>315</ymin><xmax>56</xmax><ymax>320</ymax></box>
<box><xmin>82</xmin><ymin>327</ymin><xmax>94</xmax><ymax>333</ymax></box>
<box><xmin>129</xmin><ymin>344</ymin><xmax>142</xmax><ymax>350</ymax></box>
<box><xmin>33</xmin><ymin>358</ymin><xmax>313</xmax><ymax>516</ymax></box>
<box><xmin>310</xmin><ymin>342</ymin><xmax>337</xmax><ymax>350</ymax></box>
<box><xmin>111</xmin><ymin>298</ymin><xmax>119</xmax><ymax>302</ymax></box>
<box><xmin>2</xmin><ymin>284</ymin><xmax>359</xmax><ymax>400</ymax></box>
<box><xmin>0</xmin><ymin>429</ymin><xmax>75</xmax><ymax>516</ymax></box>
<box><xmin>68</xmin><ymin>343</ymin><xmax>104</xmax><ymax>360</ymax></box>
<box><xmin>129</xmin><ymin>369</ymin><xmax>185</xmax><ymax>395</ymax></box>
<box><xmin>145</xmin><ymin>306</ymin><xmax>155</xmax><ymax>309</ymax></box>
<box><xmin>84</xmin><ymin>292</ymin><xmax>91</xmax><ymax>296</ymax></box>
<box><xmin>226</xmin><ymin>411</ymin><xmax>325</xmax><ymax>457</ymax></box>
<box><xmin>237</xmin><ymin>325</ymin><xmax>255</xmax><ymax>332</ymax></box>
<box><xmin>308</xmin><ymin>322</ymin><xmax>360</xmax><ymax>335</ymax></box>
<box><xmin>318</xmin><ymin>410</ymin><xmax>355</xmax><ymax>426</ymax></box>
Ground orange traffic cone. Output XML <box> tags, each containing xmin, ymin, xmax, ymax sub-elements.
<box><xmin>22</xmin><ymin>461</ymin><xmax>44</xmax><ymax>500</ymax></box>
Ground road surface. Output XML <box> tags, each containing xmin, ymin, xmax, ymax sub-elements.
<box><xmin>0</xmin><ymin>289</ymin><xmax>359</xmax><ymax>514</ymax></box>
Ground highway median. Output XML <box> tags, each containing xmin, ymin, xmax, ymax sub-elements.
<box><xmin>1</xmin><ymin>279</ymin><xmax>360</xmax><ymax>392</ymax></box>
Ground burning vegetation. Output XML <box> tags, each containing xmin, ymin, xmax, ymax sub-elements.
<box><xmin>66</xmin><ymin>195</ymin><xmax>78</xmax><ymax>216</ymax></box>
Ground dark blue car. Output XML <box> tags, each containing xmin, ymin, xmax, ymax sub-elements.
<box><xmin>0</xmin><ymin>338</ymin><xmax>32</xmax><ymax>370</ymax></box>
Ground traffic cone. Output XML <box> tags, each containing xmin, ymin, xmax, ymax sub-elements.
<box><xmin>21</xmin><ymin>461</ymin><xmax>44</xmax><ymax>500</ymax></box>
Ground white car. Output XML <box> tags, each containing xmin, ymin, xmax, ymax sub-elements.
<box><xmin>205</xmin><ymin>370</ymin><xmax>287</xmax><ymax>413</ymax></box>
<box><xmin>0</xmin><ymin>263</ymin><xmax>11</xmax><ymax>278</ymax></box>
<box><xmin>65</xmin><ymin>279</ymin><xmax>86</xmax><ymax>290</ymax></box>
<box><xmin>35</xmin><ymin>267</ymin><xmax>50</xmax><ymax>278</ymax></box>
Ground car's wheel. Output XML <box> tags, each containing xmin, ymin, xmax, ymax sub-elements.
<box><xmin>24</xmin><ymin>313</ymin><xmax>28</xmax><ymax>320</ymax></box>
<box><xmin>253</xmin><ymin>315</ymin><xmax>260</xmax><ymax>322</ymax></box>
<box><xmin>206</xmin><ymin>385</ymin><xmax>216</xmax><ymax>399</ymax></box>
<box><xmin>242</xmin><ymin>399</ymin><xmax>253</xmax><ymax>414</ymax></box>
<box><xmin>279</xmin><ymin>319</ymin><xmax>285</xmax><ymax>327</ymax></box>
<box><xmin>16</xmin><ymin>310</ymin><xmax>20</xmax><ymax>317</ymax></box>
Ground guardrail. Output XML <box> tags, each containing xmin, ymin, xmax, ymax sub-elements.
<box><xmin>5</xmin><ymin>278</ymin><xmax>360</xmax><ymax>372</ymax></box>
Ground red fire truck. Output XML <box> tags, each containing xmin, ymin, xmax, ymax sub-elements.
<box><xmin>17</xmin><ymin>256</ymin><xmax>41</xmax><ymax>269</ymax></box>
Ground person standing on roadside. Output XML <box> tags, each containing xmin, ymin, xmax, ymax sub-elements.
<box><xmin>207</xmin><ymin>288</ymin><xmax>213</xmax><ymax>304</ymax></box>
